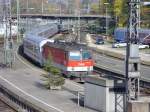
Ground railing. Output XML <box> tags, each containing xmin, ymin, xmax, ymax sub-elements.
<box><xmin>0</xmin><ymin>84</ymin><xmax>46</xmax><ymax>112</ymax></box>
<box><xmin>12</xmin><ymin>14</ymin><xmax>111</xmax><ymax>19</ymax></box>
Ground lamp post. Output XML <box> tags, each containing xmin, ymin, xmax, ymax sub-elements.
<box><xmin>104</xmin><ymin>3</ymin><xmax>109</xmax><ymax>37</ymax></box>
<box><xmin>26</xmin><ymin>0</ymin><xmax>29</xmax><ymax>32</ymax></box>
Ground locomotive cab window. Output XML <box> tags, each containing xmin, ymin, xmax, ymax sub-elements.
<box><xmin>69</xmin><ymin>51</ymin><xmax>81</xmax><ymax>60</ymax></box>
<box><xmin>82</xmin><ymin>51</ymin><xmax>91</xmax><ymax>60</ymax></box>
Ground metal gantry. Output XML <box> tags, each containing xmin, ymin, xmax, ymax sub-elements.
<box><xmin>125</xmin><ymin>0</ymin><xmax>141</xmax><ymax>107</ymax></box>
<box><xmin>115</xmin><ymin>93</ymin><xmax>126</xmax><ymax>112</ymax></box>
<box><xmin>126</xmin><ymin>0</ymin><xmax>150</xmax><ymax>101</ymax></box>
<box><xmin>2</xmin><ymin>0</ymin><xmax>14</xmax><ymax>67</ymax></box>
<box><xmin>124</xmin><ymin>0</ymin><xmax>150</xmax><ymax>111</ymax></box>
<box><xmin>17</xmin><ymin>0</ymin><xmax>20</xmax><ymax>43</ymax></box>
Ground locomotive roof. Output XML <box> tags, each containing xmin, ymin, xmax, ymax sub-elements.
<box><xmin>24</xmin><ymin>34</ymin><xmax>47</xmax><ymax>44</ymax></box>
<box><xmin>44</xmin><ymin>41</ymin><xmax>89</xmax><ymax>51</ymax></box>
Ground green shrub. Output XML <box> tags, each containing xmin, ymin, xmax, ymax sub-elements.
<box><xmin>41</xmin><ymin>55</ymin><xmax>65</xmax><ymax>89</ymax></box>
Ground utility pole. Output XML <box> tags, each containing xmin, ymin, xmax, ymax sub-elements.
<box><xmin>104</xmin><ymin>3</ymin><xmax>109</xmax><ymax>37</ymax></box>
<box><xmin>3</xmin><ymin>0</ymin><xmax>14</xmax><ymax>68</ymax></box>
<box><xmin>59</xmin><ymin>0</ymin><xmax>62</xmax><ymax>24</ymax></box>
<box><xmin>82</xmin><ymin>0</ymin><xmax>90</xmax><ymax>14</ymax></box>
<box><xmin>125</xmin><ymin>0</ymin><xmax>141</xmax><ymax>110</ymax></box>
<box><xmin>17</xmin><ymin>0</ymin><xmax>20</xmax><ymax>43</ymax></box>
<box><xmin>75</xmin><ymin>0</ymin><xmax>81</xmax><ymax>43</ymax></box>
<box><xmin>26</xmin><ymin>0</ymin><xmax>29</xmax><ymax>32</ymax></box>
<box><xmin>42</xmin><ymin>0</ymin><xmax>43</xmax><ymax>15</ymax></box>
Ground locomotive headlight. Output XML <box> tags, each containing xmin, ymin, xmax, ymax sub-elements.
<box><xmin>72</xmin><ymin>67</ymin><xmax>74</xmax><ymax>71</ymax></box>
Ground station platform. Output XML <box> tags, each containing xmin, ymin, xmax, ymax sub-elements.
<box><xmin>0</xmin><ymin>67</ymin><xmax>96</xmax><ymax>112</ymax></box>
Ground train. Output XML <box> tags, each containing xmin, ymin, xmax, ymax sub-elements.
<box><xmin>114</xmin><ymin>28</ymin><xmax>150</xmax><ymax>45</ymax></box>
<box><xmin>23</xmin><ymin>35</ymin><xmax>54</xmax><ymax>64</ymax></box>
<box><xmin>43</xmin><ymin>41</ymin><xmax>93</xmax><ymax>77</ymax></box>
<box><xmin>23</xmin><ymin>23</ymin><xmax>94</xmax><ymax>78</ymax></box>
<box><xmin>23</xmin><ymin>23</ymin><xmax>58</xmax><ymax>64</ymax></box>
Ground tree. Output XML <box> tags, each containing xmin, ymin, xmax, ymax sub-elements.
<box><xmin>141</xmin><ymin>5</ymin><xmax>150</xmax><ymax>28</ymax></box>
<box><xmin>91</xmin><ymin>3</ymin><xmax>99</xmax><ymax>14</ymax></box>
<box><xmin>41</xmin><ymin>54</ymin><xmax>65</xmax><ymax>90</ymax></box>
<box><xmin>114</xmin><ymin>0</ymin><xmax>124</xmax><ymax>27</ymax></box>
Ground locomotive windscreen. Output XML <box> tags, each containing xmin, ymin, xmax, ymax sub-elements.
<box><xmin>82</xmin><ymin>51</ymin><xmax>91</xmax><ymax>60</ymax></box>
<box><xmin>69</xmin><ymin>51</ymin><xmax>81</xmax><ymax>60</ymax></box>
<box><xmin>69</xmin><ymin>51</ymin><xmax>92</xmax><ymax>60</ymax></box>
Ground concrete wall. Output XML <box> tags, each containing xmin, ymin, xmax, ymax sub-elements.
<box><xmin>84</xmin><ymin>77</ymin><xmax>115</xmax><ymax>112</ymax></box>
<box><xmin>84</xmin><ymin>83</ymin><xmax>107</xmax><ymax>111</ymax></box>
<box><xmin>109</xmin><ymin>91</ymin><xmax>115</xmax><ymax>112</ymax></box>
<box><xmin>128</xmin><ymin>101</ymin><xmax>149</xmax><ymax>112</ymax></box>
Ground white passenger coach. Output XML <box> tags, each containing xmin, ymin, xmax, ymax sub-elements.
<box><xmin>23</xmin><ymin>23</ymin><xmax>58</xmax><ymax>65</ymax></box>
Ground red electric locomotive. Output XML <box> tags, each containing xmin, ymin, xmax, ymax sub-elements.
<box><xmin>42</xmin><ymin>41</ymin><xmax>94</xmax><ymax>78</ymax></box>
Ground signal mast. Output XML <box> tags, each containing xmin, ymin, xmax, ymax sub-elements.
<box><xmin>125</xmin><ymin>0</ymin><xmax>141</xmax><ymax>110</ymax></box>
<box><xmin>3</xmin><ymin>0</ymin><xmax>14</xmax><ymax>67</ymax></box>
<box><xmin>75</xmin><ymin>0</ymin><xmax>81</xmax><ymax>43</ymax></box>
<box><xmin>125</xmin><ymin>1</ymin><xmax>150</xmax><ymax>111</ymax></box>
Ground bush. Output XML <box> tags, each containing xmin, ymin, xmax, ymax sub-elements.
<box><xmin>42</xmin><ymin>57</ymin><xmax>65</xmax><ymax>89</ymax></box>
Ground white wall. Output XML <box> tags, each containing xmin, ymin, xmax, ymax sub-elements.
<box><xmin>84</xmin><ymin>80</ymin><xmax>115</xmax><ymax>112</ymax></box>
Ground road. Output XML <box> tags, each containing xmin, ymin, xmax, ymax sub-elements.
<box><xmin>85</xmin><ymin>33</ymin><xmax>150</xmax><ymax>81</ymax></box>
<box><xmin>93</xmin><ymin>52</ymin><xmax>150</xmax><ymax>81</ymax></box>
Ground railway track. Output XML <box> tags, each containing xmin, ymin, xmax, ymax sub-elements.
<box><xmin>18</xmin><ymin>42</ymin><xmax>150</xmax><ymax>91</ymax></box>
<box><xmin>94</xmin><ymin>65</ymin><xmax>150</xmax><ymax>96</ymax></box>
<box><xmin>0</xmin><ymin>100</ymin><xmax>16</xmax><ymax>112</ymax></box>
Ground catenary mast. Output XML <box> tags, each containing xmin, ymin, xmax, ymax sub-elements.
<box><xmin>3</xmin><ymin>0</ymin><xmax>14</xmax><ymax>67</ymax></box>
